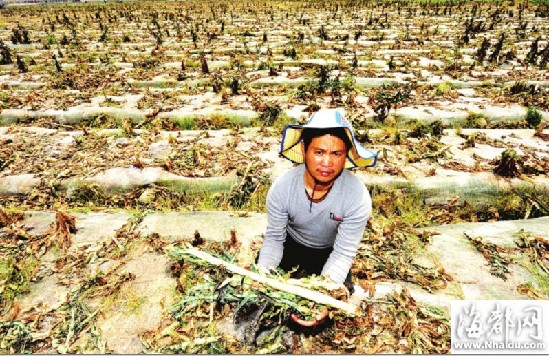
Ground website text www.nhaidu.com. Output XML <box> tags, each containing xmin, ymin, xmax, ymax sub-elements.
<box><xmin>452</xmin><ymin>341</ymin><xmax>546</xmax><ymax>350</ymax></box>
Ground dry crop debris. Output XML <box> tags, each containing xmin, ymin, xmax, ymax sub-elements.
<box><xmin>151</xmin><ymin>241</ymin><xmax>451</xmax><ymax>354</ymax></box>
<box><xmin>1</xmin><ymin>0</ymin><xmax>548</xmax><ymax>353</ymax></box>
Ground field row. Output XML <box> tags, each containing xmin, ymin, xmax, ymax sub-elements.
<box><xmin>1</xmin><ymin>0</ymin><xmax>547</xmax><ymax>124</ymax></box>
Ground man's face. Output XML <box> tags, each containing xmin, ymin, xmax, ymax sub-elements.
<box><xmin>303</xmin><ymin>134</ymin><xmax>347</xmax><ymax>184</ymax></box>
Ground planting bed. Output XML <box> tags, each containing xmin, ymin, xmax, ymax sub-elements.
<box><xmin>1</xmin><ymin>0</ymin><xmax>548</xmax><ymax>354</ymax></box>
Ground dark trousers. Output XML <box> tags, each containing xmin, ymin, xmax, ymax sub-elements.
<box><xmin>279</xmin><ymin>235</ymin><xmax>354</xmax><ymax>294</ymax></box>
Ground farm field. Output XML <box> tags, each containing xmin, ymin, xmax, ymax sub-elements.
<box><xmin>1</xmin><ymin>0</ymin><xmax>548</xmax><ymax>354</ymax></box>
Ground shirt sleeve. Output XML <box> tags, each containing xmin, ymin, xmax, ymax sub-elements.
<box><xmin>257</xmin><ymin>176</ymin><xmax>289</xmax><ymax>269</ymax></box>
<box><xmin>321</xmin><ymin>183</ymin><xmax>371</xmax><ymax>284</ymax></box>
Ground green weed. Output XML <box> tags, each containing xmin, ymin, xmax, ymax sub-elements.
<box><xmin>0</xmin><ymin>256</ymin><xmax>40</xmax><ymax>312</ymax></box>
<box><xmin>0</xmin><ymin>321</ymin><xmax>33</xmax><ymax>353</ymax></box>
<box><xmin>434</xmin><ymin>82</ymin><xmax>454</xmax><ymax>96</ymax></box>
<box><xmin>172</xmin><ymin>116</ymin><xmax>197</xmax><ymax>130</ymax></box>
<box><xmin>526</xmin><ymin>106</ymin><xmax>542</xmax><ymax>128</ymax></box>
<box><xmin>464</xmin><ymin>112</ymin><xmax>488</xmax><ymax>128</ymax></box>
<box><xmin>46</xmin><ymin>34</ymin><xmax>57</xmax><ymax>45</ymax></box>
<box><xmin>173</xmin><ymin>114</ymin><xmax>251</xmax><ymax>130</ymax></box>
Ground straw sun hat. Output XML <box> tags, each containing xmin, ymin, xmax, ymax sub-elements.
<box><xmin>279</xmin><ymin>109</ymin><xmax>378</xmax><ymax>169</ymax></box>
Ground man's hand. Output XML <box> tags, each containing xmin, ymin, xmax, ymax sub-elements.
<box><xmin>317</xmin><ymin>274</ymin><xmax>343</xmax><ymax>291</ymax></box>
<box><xmin>257</xmin><ymin>264</ymin><xmax>272</xmax><ymax>275</ymax></box>
<box><xmin>290</xmin><ymin>274</ymin><xmax>343</xmax><ymax>292</ymax></box>
<box><xmin>246</xmin><ymin>264</ymin><xmax>272</xmax><ymax>275</ymax></box>
<box><xmin>290</xmin><ymin>307</ymin><xmax>329</xmax><ymax>327</ymax></box>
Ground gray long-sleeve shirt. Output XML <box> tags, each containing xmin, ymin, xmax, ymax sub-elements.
<box><xmin>257</xmin><ymin>164</ymin><xmax>372</xmax><ymax>283</ymax></box>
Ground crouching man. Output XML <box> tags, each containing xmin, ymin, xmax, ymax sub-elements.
<box><xmin>257</xmin><ymin>109</ymin><xmax>377</xmax><ymax>325</ymax></box>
